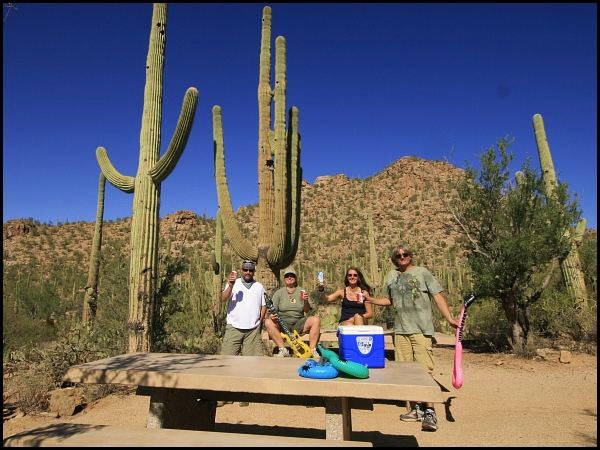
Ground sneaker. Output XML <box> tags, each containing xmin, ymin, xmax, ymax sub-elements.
<box><xmin>400</xmin><ymin>404</ymin><xmax>424</xmax><ymax>422</ymax></box>
<box><xmin>216</xmin><ymin>401</ymin><xmax>233</xmax><ymax>407</ymax></box>
<box><xmin>238</xmin><ymin>402</ymin><xmax>250</xmax><ymax>407</ymax></box>
<box><xmin>312</xmin><ymin>347</ymin><xmax>321</xmax><ymax>361</ymax></box>
<box><xmin>421</xmin><ymin>408</ymin><xmax>438</xmax><ymax>431</ymax></box>
<box><xmin>274</xmin><ymin>347</ymin><xmax>289</xmax><ymax>357</ymax></box>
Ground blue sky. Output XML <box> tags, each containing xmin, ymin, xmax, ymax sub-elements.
<box><xmin>3</xmin><ymin>3</ymin><xmax>597</xmax><ymax>229</ymax></box>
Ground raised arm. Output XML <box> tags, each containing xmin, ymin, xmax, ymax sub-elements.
<box><xmin>362</xmin><ymin>290</ymin><xmax>391</xmax><ymax>306</ymax></box>
<box><xmin>221</xmin><ymin>271</ymin><xmax>237</xmax><ymax>302</ymax></box>
<box><xmin>319</xmin><ymin>288</ymin><xmax>344</xmax><ymax>304</ymax></box>
<box><xmin>362</xmin><ymin>292</ymin><xmax>374</xmax><ymax>320</ymax></box>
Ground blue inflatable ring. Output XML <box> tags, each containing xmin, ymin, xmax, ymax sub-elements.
<box><xmin>317</xmin><ymin>345</ymin><xmax>370</xmax><ymax>379</ymax></box>
<box><xmin>298</xmin><ymin>359</ymin><xmax>339</xmax><ymax>379</ymax></box>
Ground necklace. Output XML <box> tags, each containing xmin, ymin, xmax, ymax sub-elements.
<box><xmin>287</xmin><ymin>287</ymin><xmax>297</xmax><ymax>304</ymax></box>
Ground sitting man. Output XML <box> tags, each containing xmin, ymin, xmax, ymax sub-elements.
<box><xmin>263</xmin><ymin>267</ymin><xmax>321</xmax><ymax>359</ymax></box>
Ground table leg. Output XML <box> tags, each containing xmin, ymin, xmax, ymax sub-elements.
<box><xmin>136</xmin><ymin>387</ymin><xmax>216</xmax><ymax>431</ymax></box>
<box><xmin>325</xmin><ymin>397</ymin><xmax>352</xmax><ymax>440</ymax></box>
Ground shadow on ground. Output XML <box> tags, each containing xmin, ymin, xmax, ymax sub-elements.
<box><xmin>214</xmin><ymin>423</ymin><xmax>419</xmax><ymax>446</ymax></box>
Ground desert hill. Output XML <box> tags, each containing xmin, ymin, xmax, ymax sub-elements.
<box><xmin>3</xmin><ymin>156</ymin><xmax>466</xmax><ymax>292</ymax></box>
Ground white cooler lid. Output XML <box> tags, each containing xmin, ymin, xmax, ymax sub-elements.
<box><xmin>337</xmin><ymin>325</ymin><xmax>383</xmax><ymax>335</ymax></box>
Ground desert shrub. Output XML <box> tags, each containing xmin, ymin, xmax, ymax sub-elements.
<box><xmin>5</xmin><ymin>319</ymin><xmax>125</xmax><ymax>413</ymax></box>
<box><xmin>530</xmin><ymin>286</ymin><xmax>597</xmax><ymax>342</ymax></box>
<box><xmin>460</xmin><ymin>298</ymin><xmax>512</xmax><ymax>352</ymax></box>
<box><xmin>7</xmin><ymin>367</ymin><xmax>54</xmax><ymax>413</ymax></box>
<box><xmin>3</xmin><ymin>266</ymin><xmax>66</xmax><ymax>354</ymax></box>
<box><xmin>41</xmin><ymin>320</ymin><xmax>123</xmax><ymax>383</ymax></box>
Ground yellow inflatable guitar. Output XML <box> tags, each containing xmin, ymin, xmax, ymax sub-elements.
<box><xmin>264</xmin><ymin>293</ymin><xmax>312</xmax><ymax>359</ymax></box>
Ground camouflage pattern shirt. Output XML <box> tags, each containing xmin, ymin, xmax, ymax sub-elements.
<box><xmin>385</xmin><ymin>266</ymin><xmax>443</xmax><ymax>336</ymax></box>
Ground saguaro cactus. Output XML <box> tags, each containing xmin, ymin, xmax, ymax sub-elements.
<box><xmin>83</xmin><ymin>172</ymin><xmax>106</xmax><ymax>323</ymax></box>
<box><xmin>210</xmin><ymin>210</ymin><xmax>226</xmax><ymax>334</ymax></box>
<box><xmin>366</xmin><ymin>209</ymin><xmax>382</xmax><ymax>294</ymax></box>
<box><xmin>533</xmin><ymin>113</ymin><xmax>588</xmax><ymax>308</ymax></box>
<box><xmin>96</xmin><ymin>3</ymin><xmax>198</xmax><ymax>352</ymax></box>
<box><xmin>213</xmin><ymin>6</ymin><xmax>301</xmax><ymax>291</ymax></box>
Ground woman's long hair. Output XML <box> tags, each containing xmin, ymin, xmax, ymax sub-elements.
<box><xmin>343</xmin><ymin>266</ymin><xmax>372</xmax><ymax>292</ymax></box>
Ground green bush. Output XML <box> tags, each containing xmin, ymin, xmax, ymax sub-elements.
<box><xmin>460</xmin><ymin>298</ymin><xmax>512</xmax><ymax>352</ymax></box>
<box><xmin>530</xmin><ymin>286</ymin><xmax>597</xmax><ymax>342</ymax></box>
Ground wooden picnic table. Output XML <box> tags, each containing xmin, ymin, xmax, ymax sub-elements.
<box><xmin>62</xmin><ymin>352</ymin><xmax>444</xmax><ymax>441</ymax></box>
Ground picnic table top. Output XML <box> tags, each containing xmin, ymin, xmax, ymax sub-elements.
<box><xmin>63</xmin><ymin>353</ymin><xmax>444</xmax><ymax>403</ymax></box>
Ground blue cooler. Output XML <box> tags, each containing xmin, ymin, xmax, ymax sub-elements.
<box><xmin>337</xmin><ymin>325</ymin><xmax>385</xmax><ymax>368</ymax></box>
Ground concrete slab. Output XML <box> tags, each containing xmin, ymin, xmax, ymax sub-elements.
<box><xmin>63</xmin><ymin>353</ymin><xmax>445</xmax><ymax>404</ymax></box>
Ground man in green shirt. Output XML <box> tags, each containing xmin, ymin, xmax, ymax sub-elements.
<box><xmin>364</xmin><ymin>244</ymin><xmax>458</xmax><ymax>432</ymax></box>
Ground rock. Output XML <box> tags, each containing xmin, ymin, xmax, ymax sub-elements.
<box><xmin>535</xmin><ymin>348</ymin><xmax>558</xmax><ymax>361</ymax></box>
<box><xmin>495</xmin><ymin>360</ymin><xmax>504</xmax><ymax>366</ymax></box>
<box><xmin>49</xmin><ymin>387</ymin><xmax>85</xmax><ymax>417</ymax></box>
<box><xmin>559</xmin><ymin>350</ymin><xmax>572</xmax><ymax>364</ymax></box>
<box><xmin>3</xmin><ymin>220</ymin><xmax>32</xmax><ymax>240</ymax></box>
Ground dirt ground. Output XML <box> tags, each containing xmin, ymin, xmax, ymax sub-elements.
<box><xmin>3</xmin><ymin>346</ymin><xmax>597</xmax><ymax>447</ymax></box>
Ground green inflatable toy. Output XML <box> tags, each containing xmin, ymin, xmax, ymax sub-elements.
<box><xmin>317</xmin><ymin>344</ymin><xmax>369</xmax><ymax>379</ymax></box>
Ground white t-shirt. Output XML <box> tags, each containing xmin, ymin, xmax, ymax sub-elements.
<box><xmin>224</xmin><ymin>278</ymin><xmax>266</xmax><ymax>329</ymax></box>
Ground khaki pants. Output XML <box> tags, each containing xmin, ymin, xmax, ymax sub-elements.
<box><xmin>394</xmin><ymin>333</ymin><xmax>435</xmax><ymax>373</ymax></box>
<box><xmin>220</xmin><ymin>324</ymin><xmax>265</xmax><ymax>356</ymax></box>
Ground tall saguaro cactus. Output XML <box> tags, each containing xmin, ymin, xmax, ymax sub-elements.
<box><xmin>213</xmin><ymin>6</ymin><xmax>301</xmax><ymax>291</ymax></box>
<box><xmin>367</xmin><ymin>209</ymin><xmax>382</xmax><ymax>294</ymax></box>
<box><xmin>533</xmin><ymin>113</ymin><xmax>588</xmax><ymax>309</ymax></box>
<box><xmin>210</xmin><ymin>210</ymin><xmax>226</xmax><ymax>334</ymax></box>
<box><xmin>83</xmin><ymin>172</ymin><xmax>106</xmax><ymax>323</ymax></box>
<box><xmin>96</xmin><ymin>3</ymin><xmax>198</xmax><ymax>352</ymax></box>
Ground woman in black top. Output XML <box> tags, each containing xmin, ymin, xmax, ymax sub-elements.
<box><xmin>318</xmin><ymin>267</ymin><xmax>373</xmax><ymax>325</ymax></box>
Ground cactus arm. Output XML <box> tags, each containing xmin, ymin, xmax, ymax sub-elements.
<box><xmin>279</xmin><ymin>106</ymin><xmax>301</xmax><ymax>268</ymax></box>
<box><xmin>533</xmin><ymin>113</ymin><xmax>588</xmax><ymax>309</ymax></box>
<box><xmin>267</xmin><ymin>35</ymin><xmax>288</xmax><ymax>266</ymax></box>
<box><xmin>367</xmin><ymin>209</ymin><xmax>381</xmax><ymax>288</ymax></box>
<box><xmin>257</xmin><ymin>6</ymin><xmax>275</xmax><ymax>253</ymax></box>
<box><xmin>83</xmin><ymin>172</ymin><xmax>106</xmax><ymax>322</ymax></box>
<box><xmin>149</xmin><ymin>87</ymin><xmax>199</xmax><ymax>182</ymax></box>
<box><xmin>514</xmin><ymin>170</ymin><xmax>525</xmax><ymax>185</ymax></box>
<box><xmin>96</xmin><ymin>147</ymin><xmax>136</xmax><ymax>193</ymax></box>
<box><xmin>212</xmin><ymin>209</ymin><xmax>223</xmax><ymax>275</ymax></box>
<box><xmin>213</xmin><ymin>105</ymin><xmax>258</xmax><ymax>261</ymax></box>
<box><xmin>533</xmin><ymin>114</ymin><xmax>558</xmax><ymax>194</ymax></box>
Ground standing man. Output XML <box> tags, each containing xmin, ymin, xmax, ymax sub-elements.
<box><xmin>364</xmin><ymin>244</ymin><xmax>458</xmax><ymax>432</ymax></box>
<box><xmin>220</xmin><ymin>260</ymin><xmax>267</xmax><ymax>357</ymax></box>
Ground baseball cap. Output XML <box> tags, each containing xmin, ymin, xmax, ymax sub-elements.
<box><xmin>241</xmin><ymin>260</ymin><xmax>256</xmax><ymax>271</ymax></box>
<box><xmin>283</xmin><ymin>267</ymin><xmax>297</xmax><ymax>277</ymax></box>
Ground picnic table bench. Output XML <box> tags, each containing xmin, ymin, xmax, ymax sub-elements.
<box><xmin>60</xmin><ymin>352</ymin><xmax>445</xmax><ymax>442</ymax></box>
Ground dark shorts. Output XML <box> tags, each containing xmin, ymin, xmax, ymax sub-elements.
<box><xmin>279</xmin><ymin>315</ymin><xmax>307</xmax><ymax>334</ymax></box>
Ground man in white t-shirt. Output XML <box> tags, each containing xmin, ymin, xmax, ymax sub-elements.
<box><xmin>220</xmin><ymin>260</ymin><xmax>266</xmax><ymax>356</ymax></box>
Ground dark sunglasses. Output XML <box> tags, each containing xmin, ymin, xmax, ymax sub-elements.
<box><xmin>396</xmin><ymin>253</ymin><xmax>411</xmax><ymax>259</ymax></box>
<box><xmin>242</xmin><ymin>269</ymin><xmax>255</xmax><ymax>273</ymax></box>
<box><xmin>347</xmin><ymin>273</ymin><xmax>359</xmax><ymax>278</ymax></box>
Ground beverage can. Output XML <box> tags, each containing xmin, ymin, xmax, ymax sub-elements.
<box><xmin>300</xmin><ymin>289</ymin><xmax>307</xmax><ymax>300</ymax></box>
<box><xmin>357</xmin><ymin>292</ymin><xmax>364</xmax><ymax>303</ymax></box>
<box><xmin>231</xmin><ymin>270</ymin><xmax>237</xmax><ymax>278</ymax></box>
<box><xmin>317</xmin><ymin>271</ymin><xmax>324</xmax><ymax>284</ymax></box>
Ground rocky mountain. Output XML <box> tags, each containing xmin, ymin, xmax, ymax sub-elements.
<box><xmin>3</xmin><ymin>157</ymin><xmax>467</xmax><ymax>299</ymax></box>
